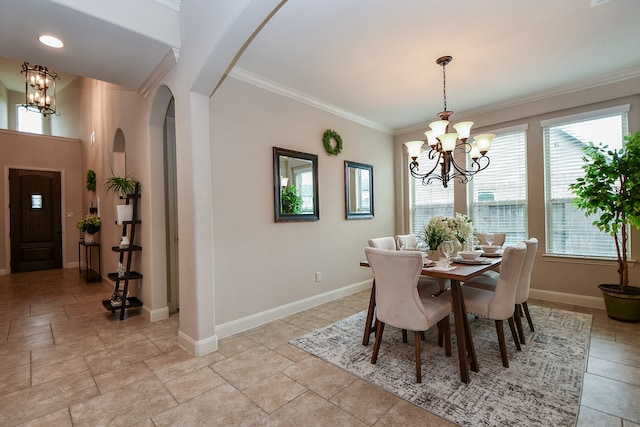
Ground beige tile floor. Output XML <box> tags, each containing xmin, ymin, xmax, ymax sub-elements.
<box><xmin>1</xmin><ymin>268</ymin><xmax>639</xmax><ymax>426</ymax></box>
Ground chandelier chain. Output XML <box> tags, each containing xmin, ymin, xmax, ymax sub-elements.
<box><xmin>441</xmin><ymin>61</ymin><xmax>447</xmax><ymax>112</ymax></box>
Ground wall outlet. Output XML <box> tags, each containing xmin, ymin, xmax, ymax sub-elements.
<box><xmin>315</xmin><ymin>272</ymin><xmax>322</xmax><ymax>282</ymax></box>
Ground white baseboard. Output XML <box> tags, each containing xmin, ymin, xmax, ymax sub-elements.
<box><xmin>0</xmin><ymin>268</ymin><xmax>6</xmax><ymax>276</ymax></box>
<box><xmin>214</xmin><ymin>279</ymin><xmax>373</xmax><ymax>340</ymax></box>
<box><xmin>178</xmin><ymin>330</ymin><xmax>218</xmax><ymax>356</ymax></box>
<box><xmin>67</xmin><ymin>262</ymin><xmax>79</xmax><ymax>269</ymax></box>
<box><xmin>529</xmin><ymin>288</ymin><xmax>605</xmax><ymax>310</ymax></box>
<box><xmin>143</xmin><ymin>305</ymin><xmax>170</xmax><ymax>322</ymax></box>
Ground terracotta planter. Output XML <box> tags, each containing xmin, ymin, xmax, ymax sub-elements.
<box><xmin>427</xmin><ymin>249</ymin><xmax>440</xmax><ymax>261</ymax></box>
<box><xmin>598</xmin><ymin>284</ymin><xmax>640</xmax><ymax>323</ymax></box>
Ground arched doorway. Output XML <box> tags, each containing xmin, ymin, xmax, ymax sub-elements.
<box><xmin>148</xmin><ymin>85</ymin><xmax>179</xmax><ymax>319</ymax></box>
<box><xmin>164</xmin><ymin>98</ymin><xmax>179</xmax><ymax>313</ymax></box>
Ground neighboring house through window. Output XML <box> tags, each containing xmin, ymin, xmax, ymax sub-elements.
<box><xmin>542</xmin><ymin>104</ymin><xmax>629</xmax><ymax>258</ymax></box>
<box><xmin>467</xmin><ymin>125</ymin><xmax>528</xmax><ymax>246</ymax></box>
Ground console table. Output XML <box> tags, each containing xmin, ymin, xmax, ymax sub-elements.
<box><xmin>78</xmin><ymin>240</ymin><xmax>101</xmax><ymax>283</ymax></box>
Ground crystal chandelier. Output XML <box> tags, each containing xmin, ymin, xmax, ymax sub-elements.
<box><xmin>405</xmin><ymin>56</ymin><xmax>494</xmax><ymax>188</ymax></box>
<box><xmin>21</xmin><ymin>62</ymin><xmax>60</xmax><ymax>116</ymax></box>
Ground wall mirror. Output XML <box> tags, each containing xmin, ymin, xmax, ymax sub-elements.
<box><xmin>345</xmin><ymin>161</ymin><xmax>374</xmax><ymax>219</ymax></box>
<box><xmin>273</xmin><ymin>147</ymin><xmax>319</xmax><ymax>222</ymax></box>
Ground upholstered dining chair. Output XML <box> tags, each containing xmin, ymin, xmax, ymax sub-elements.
<box><xmin>464</xmin><ymin>238</ymin><xmax>538</xmax><ymax>344</ymax></box>
<box><xmin>395</xmin><ymin>233</ymin><xmax>418</xmax><ymax>250</ymax></box>
<box><xmin>364</xmin><ymin>247</ymin><xmax>452</xmax><ymax>383</ymax></box>
<box><xmin>369</xmin><ymin>236</ymin><xmax>442</xmax><ymax>297</ymax></box>
<box><xmin>395</xmin><ymin>233</ymin><xmax>450</xmax><ymax>294</ymax></box>
<box><xmin>368</xmin><ymin>236</ymin><xmax>396</xmax><ymax>251</ymax></box>
<box><xmin>442</xmin><ymin>242</ymin><xmax>527</xmax><ymax>368</ymax></box>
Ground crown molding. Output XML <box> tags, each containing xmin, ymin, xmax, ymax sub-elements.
<box><xmin>228</xmin><ymin>67</ymin><xmax>393</xmax><ymax>134</ymax></box>
<box><xmin>138</xmin><ymin>47</ymin><xmax>180</xmax><ymax>97</ymax></box>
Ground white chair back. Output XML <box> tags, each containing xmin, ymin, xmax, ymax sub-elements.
<box><xmin>368</xmin><ymin>237</ymin><xmax>396</xmax><ymax>250</ymax></box>
<box><xmin>488</xmin><ymin>242</ymin><xmax>526</xmax><ymax>319</ymax></box>
<box><xmin>395</xmin><ymin>234</ymin><xmax>419</xmax><ymax>249</ymax></box>
<box><xmin>364</xmin><ymin>247</ymin><xmax>431</xmax><ymax>331</ymax></box>
<box><xmin>515</xmin><ymin>238</ymin><xmax>538</xmax><ymax>304</ymax></box>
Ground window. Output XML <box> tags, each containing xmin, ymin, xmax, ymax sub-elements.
<box><xmin>293</xmin><ymin>165</ymin><xmax>314</xmax><ymax>213</ymax></box>
<box><xmin>467</xmin><ymin>125</ymin><xmax>528</xmax><ymax>246</ymax></box>
<box><xmin>408</xmin><ymin>149</ymin><xmax>454</xmax><ymax>236</ymax></box>
<box><xmin>542</xmin><ymin>105</ymin><xmax>629</xmax><ymax>257</ymax></box>
<box><xmin>16</xmin><ymin>105</ymin><xmax>43</xmax><ymax>134</ymax></box>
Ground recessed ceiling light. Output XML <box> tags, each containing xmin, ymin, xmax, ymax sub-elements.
<box><xmin>39</xmin><ymin>35</ymin><xmax>64</xmax><ymax>48</ymax></box>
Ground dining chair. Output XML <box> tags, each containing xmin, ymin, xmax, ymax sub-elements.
<box><xmin>364</xmin><ymin>247</ymin><xmax>452</xmax><ymax>383</ymax></box>
<box><xmin>442</xmin><ymin>242</ymin><xmax>526</xmax><ymax>368</ymax></box>
<box><xmin>395</xmin><ymin>233</ymin><xmax>450</xmax><ymax>294</ymax></box>
<box><xmin>369</xmin><ymin>236</ymin><xmax>443</xmax><ymax>297</ymax></box>
<box><xmin>464</xmin><ymin>238</ymin><xmax>538</xmax><ymax>344</ymax></box>
<box><xmin>395</xmin><ymin>233</ymin><xmax>418</xmax><ymax>250</ymax></box>
<box><xmin>476</xmin><ymin>232</ymin><xmax>507</xmax><ymax>247</ymax></box>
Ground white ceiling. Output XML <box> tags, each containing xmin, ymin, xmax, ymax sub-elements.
<box><xmin>1</xmin><ymin>0</ymin><xmax>639</xmax><ymax>133</ymax></box>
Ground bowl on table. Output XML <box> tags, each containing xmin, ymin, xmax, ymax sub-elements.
<box><xmin>458</xmin><ymin>250</ymin><xmax>482</xmax><ymax>260</ymax></box>
<box><xmin>479</xmin><ymin>245</ymin><xmax>501</xmax><ymax>254</ymax></box>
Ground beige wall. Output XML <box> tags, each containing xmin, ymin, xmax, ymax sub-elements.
<box><xmin>395</xmin><ymin>77</ymin><xmax>640</xmax><ymax>306</ymax></box>
<box><xmin>0</xmin><ymin>129</ymin><xmax>83</xmax><ymax>274</ymax></box>
<box><xmin>210</xmin><ymin>77</ymin><xmax>394</xmax><ymax>326</ymax></box>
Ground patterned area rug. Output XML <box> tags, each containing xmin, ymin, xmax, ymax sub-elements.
<box><xmin>290</xmin><ymin>305</ymin><xmax>591</xmax><ymax>427</ymax></box>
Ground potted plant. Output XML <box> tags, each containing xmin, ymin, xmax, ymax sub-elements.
<box><xmin>281</xmin><ymin>185</ymin><xmax>303</xmax><ymax>214</ymax></box>
<box><xmin>421</xmin><ymin>213</ymin><xmax>474</xmax><ymax>260</ymax></box>
<box><xmin>569</xmin><ymin>130</ymin><xmax>640</xmax><ymax>322</ymax></box>
<box><xmin>77</xmin><ymin>214</ymin><xmax>102</xmax><ymax>243</ymax></box>
<box><xmin>104</xmin><ymin>174</ymin><xmax>139</xmax><ymax>197</ymax></box>
<box><xmin>105</xmin><ymin>174</ymin><xmax>139</xmax><ymax>224</ymax></box>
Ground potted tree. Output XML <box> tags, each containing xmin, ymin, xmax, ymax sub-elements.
<box><xmin>105</xmin><ymin>174</ymin><xmax>140</xmax><ymax>224</ymax></box>
<box><xmin>569</xmin><ymin>130</ymin><xmax>640</xmax><ymax>322</ymax></box>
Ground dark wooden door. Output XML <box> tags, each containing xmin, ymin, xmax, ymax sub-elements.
<box><xmin>9</xmin><ymin>169</ymin><xmax>63</xmax><ymax>272</ymax></box>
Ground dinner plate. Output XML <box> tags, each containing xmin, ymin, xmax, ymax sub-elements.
<box><xmin>481</xmin><ymin>251</ymin><xmax>502</xmax><ymax>257</ymax></box>
<box><xmin>452</xmin><ymin>257</ymin><xmax>492</xmax><ymax>265</ymax></box>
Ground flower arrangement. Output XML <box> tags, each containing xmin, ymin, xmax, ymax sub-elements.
<box><xmin>76</xmin><ymin>214</ymin><xmax>102</xmax><ymax>234</ymax></box>
<box><xmin>422</xmin><ymin>213</ymin><xmax>474</xmax><ymax>250</ymax></box>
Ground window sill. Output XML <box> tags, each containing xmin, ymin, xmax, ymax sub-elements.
<box><xmin>542</xmin><ymin>253</ymin><xmax>637</xmax><ymax>267</ymax></box>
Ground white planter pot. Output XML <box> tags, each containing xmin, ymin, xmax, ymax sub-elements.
<box><xmin>116</xmin><ymin>204</ymin><xmax>133</xmax><ymax>225</ymax></box>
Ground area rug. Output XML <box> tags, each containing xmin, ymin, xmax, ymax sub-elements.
<box><xmin>290</xmin><ymin>305</ymin><xmax>592</xmax><ymax>427</ymax></box>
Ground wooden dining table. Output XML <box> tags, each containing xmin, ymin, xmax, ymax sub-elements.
<box><xmin>360</xmin><ymin>256</ymin><xmax>502</xmax><ymax>384</ymax></box>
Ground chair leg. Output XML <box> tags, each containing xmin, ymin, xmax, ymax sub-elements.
<box><xmin>514</xmin><ymin>304</ymin><xmax>526</xmax><ymax>344</ymax></box>
<box><xmin>437</xmin><ymin>322</ymin><xmax>443</xmax><ymax>347</ymax></box>
<box><xmin>507</xmin><ymin>316</ymin><xmax>522</xmax><ymax>351</ymax></box>
<box><xmin>421</xmin><ymin>331</ymin><xmax>426</xmax><ymax>341</ymax></box>
<box><xmin>402</xmin><ymin>329</ymin><xmax>408</xmax><ymax>343</ymax></box>
<box><xmin>522</xmin><ymin>301</ymin><xmax>535</xmax><ymax>332</ymax></box>
<box><xmin>414</xmin><ymin>331</ymin><xmax>422</xmax><ymax>383</ymax></box>
<box><xmin>442</xmin><ymin>316</ymin><xmax>451</xmax><ymax>356</ymax></box>
<box><xmin>495</xmin><ymin>320</ymin><xmax>509</xmax><ymax>368</ymax></box>
<box><xmin>371</xmin><ymin>322</ymin><xmax>385</xmax><ymax>364</ymax></box>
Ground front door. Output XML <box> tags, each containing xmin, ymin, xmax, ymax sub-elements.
<box><xmin>9</xmin><ymin>169</ymin><xmax>63</xmax><ymax>272</ymax></box>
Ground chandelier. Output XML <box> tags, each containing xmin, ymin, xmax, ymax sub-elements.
<box><xmin>404</xmin><ymin>56</ymin><xmax>494</xmax><ymax>188</ymax></box>
<box><xmin>21</xmin><ymin>62</ymin><xmax>59</xmax><ymax>116</ymax></box>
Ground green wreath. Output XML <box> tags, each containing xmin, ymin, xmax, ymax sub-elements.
<box><xmin>86</xmin><ymin>169</ymin><xmax>96</xmax><ymax>192</ymax></box>
<box><xmin>322</xmin><ymin>129</ymin><xmax>343</xmax><ymax>156</ymax></box>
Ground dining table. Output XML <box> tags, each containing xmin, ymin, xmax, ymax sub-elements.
<box><xmin>360</xmin><ymin>255</ymin><xmax>502</xmax><ymax>384</ymax></box>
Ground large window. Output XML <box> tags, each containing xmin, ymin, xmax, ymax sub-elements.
<box><xmin>542</xmin><ymin>105</ymin><xmax>629</xmax><ymax>257</ymax></box>
<box><xmin>16</xmin><ymin>105</ymin><xmax>43</xmax><ymax>134</ymax></box>
<box><xmin>408</xmin><ymin>148</ymin><xmax>454</xmax><ymax>237</ymax></box>
<box><xmin>467</xmin><ymin>125</ymin><xmax>528</xmax><ymax>246</ymax></box>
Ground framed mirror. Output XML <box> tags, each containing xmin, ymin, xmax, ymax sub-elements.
<box><xmin>345</xmin><ymin>161</ymin><xmax>374</xmax><ymax>219</ymax></box>
<box><xmin>273</xmin><ymin>147</ymin><xmax>319</xmax><ymax>222</ymax></box>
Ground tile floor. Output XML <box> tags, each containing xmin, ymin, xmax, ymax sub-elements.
<box><xmin>0</xmin><ymin>268</ymin><xmax>639</xmax><ymax>426</ymax></box>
